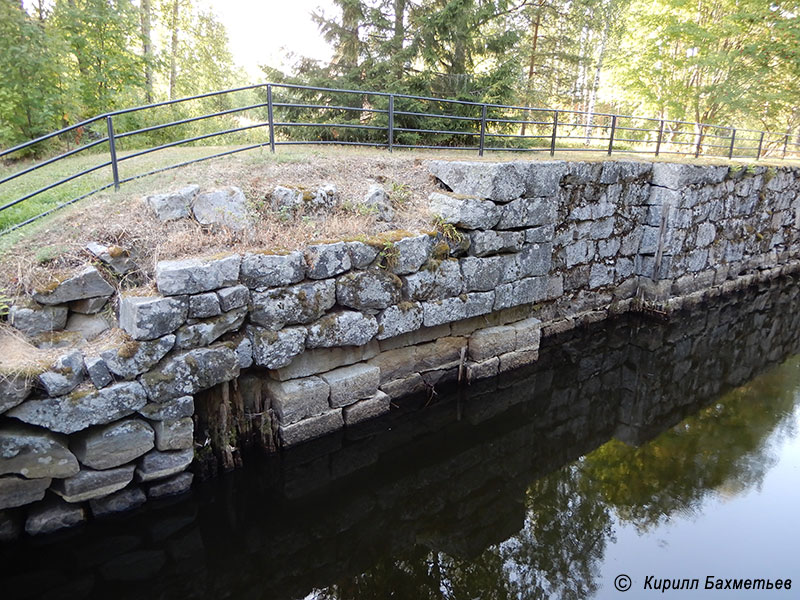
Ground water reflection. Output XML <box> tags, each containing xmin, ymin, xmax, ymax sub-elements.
<box><xmin>2</xmin><ymin>277</ymin><xmax>800</xmax><ymax>600</ymax></box>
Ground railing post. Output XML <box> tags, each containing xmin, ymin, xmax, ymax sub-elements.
<box><xmin>728</xmin><ymin>128</ymin><xmax>736</xmax><ymax>160</ymax></box>
<box><xmin>607</xmin><ymin>115</ymin><xmax>617</xmax><ymax>156</ymax></box>
<box><xmin>267</xmin><ymin>84</ymin><xmax>275</xmax><ymax>154</ymax></box>
<box><xmin>655</xmin><ymin>119</ymin><xmax>664</xmax><ymax>157</ymax></box>
<box><xmin>782</xmin><ymin>130</ymin><xmax>789</xmax><ymax>159</ymax></box>
<box><xmin>694</xmin><ymin>125</ymin><xmax>703</xmax><ymax>158</ymax></box>
<box><xmin>756</xmin><ymin>131</ymin><xmax>764</xmax><ymax>160</ymax></box>
<box><xmin>106</xmin><ymin>116</ymin><xmax>120</xmax><ymax>192</ymax></box>
<box><xmin>388</xmin><ymin>94</ymin><xmax>394</xmax><ymax>153</ymax></box>
<box><xmin>478</xmin><ymin>104</ymin><xmax>487</xmax><ymax>157</ymax></box>
<box><xmin>550</xmin><ymin>111</ymin><xmax>558</xmax><ymax>157</ymax></box>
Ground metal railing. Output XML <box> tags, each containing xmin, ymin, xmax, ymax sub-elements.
<box><xmin>1</xmin><ymin>82</ymin><xmax>798</xmax><ymax>235</ymax></box>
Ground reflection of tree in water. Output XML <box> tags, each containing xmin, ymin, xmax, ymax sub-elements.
<box><xmin>582</xmin><ymin>357</ymin><xmax>800</xmax><ymax>532</ymax></box>
<box><xmin>309</xmin><ymin>359</ymin><xmax>799</xmax><ymax>600</ymax></box>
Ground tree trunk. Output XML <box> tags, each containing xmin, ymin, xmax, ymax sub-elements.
<box><xmin>584</xmin><ymin>6</ymin><xmax>611</xmax><ymax>143</ymax></box>
<box><xmin>140</xmin><ymin>0</ymin><xmax>153</xmax><ymax>103</ymax></box>
<box><xmin>521</xmin><ymin>9</ymin><xmax>541</xmax><ymax>136</ymax></box>
<box><xmin>392</xmin><ymin>0</ymin><xmax>406</xmax><ymax>80</ymax></box>
<box><xmin>169</xmin><ymin>0</ymin><xmax>180</xmax><ymax>101</ymax></box>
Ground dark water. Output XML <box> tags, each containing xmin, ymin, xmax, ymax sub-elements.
<box><xmin>3</xmin><ymin>278</ymin><xmax>800</xmax><ymax>600</ymax></box>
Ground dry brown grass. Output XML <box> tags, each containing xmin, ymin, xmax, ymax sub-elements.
<box><xmin>0</xmin><ymin>325</ymin><xmax>58</xmax><ymax>377</ymax></box>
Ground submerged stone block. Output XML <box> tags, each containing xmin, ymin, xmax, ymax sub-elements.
<box><xmin>265</xmin><ymin>377</ymin><xmax>330</xmax><ymax>425</ymax></box>
<box><xmin>147</xmin><ymin>472</ymin><xmax>194</xmax><ymax>499</ymax></box>
<box><xmin>50</xmin><ymin>465</ymin><xmax>135</xmax><ymax>503</ymax></box>
<box><xmin>320</xmin><ymin>364</ymin><xmax>380</xmax><ymax>408</ymax></box>
<box><xmin>25</xmin><ymin>496</ymin><xmax>87</xmax><ymax>536</ymax></box>
<box><xmin>279</xmin><ymin>409</ymin><xmax>344</xmax><ymax>447</ymax></box>
<box><xmin>0</xmin><ymin>475</ymin><xmax>51</xmax><ymax>510</ymax></box>
<box><xmin>343</xmin><ymin>391</ymin><xmax>390</xmax><ymax>425</ymax></box>
<box><xmin>90</xmin><ymin>487</ymin><xmax>147</xmax><ymax>517</ymax></box>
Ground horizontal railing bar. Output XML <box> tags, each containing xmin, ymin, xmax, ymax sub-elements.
<box><xmin>0</xmin><ymin>159</ymin><xmax>111</xmax><ymax>212</ymax></box>
<box><xmin>483</xmin><ymin>147</ymin><xmax>550</xmax><ymax>152</ymax></box>
<box><xmin>394</xmin><ymin>127</ymin><xmax>479</xmax><ymax>136</ymax></box>
<box><xmin>115</xmin><ymin>102</ymin><xmax>270</xmax><ymax>139</ymax></box>
<box><xmin>106</xmin><ymin>83</ymin><xmax>269</xmax><ymax>119</ymax></box>
<box><xmin>484</xmin><ymin>117</ymin><xmax>553</xmax><ymax>126</ymax></box>
<box><xmin>393</xmin><ymin>109</ymin><xmax>481</xmax><ymax>122</ymax></box>
<box><xmin>0</xmin><ymin>137</ymin><xmax>109</xmax><ymax>187</ymax></box>
<box><xmin>393</xmin><ymin>143</ymin><xmax>481</xmax><ymax>150</ymax></box>
<box><xmin>272</xmin><ymin>102</ymin><xmax>388</xmax><ymax>114</ymax></box>
<box><xmin>276</xmin><ymin>140</ymin><xmax>389</xmax><ymax>148</ymax></box>
<box><xmin>484</xmin><ymin>132</ymin><xmax>552</xmax><ymax>139</ymax></box>
<box><xmin>0</xmin><ymin>116</ymin><xmax>107</xmax><ymax>160</ymax></box>
<box><xmin>274</xmin><ymin>121</ymin><xmax>385</xmax><ymax>131</ymax></box>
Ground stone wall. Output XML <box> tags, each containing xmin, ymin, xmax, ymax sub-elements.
<box><xmin>1</xmin><ymin>158</ymin><xmax>799</xmax><ymax>537</ymax></box>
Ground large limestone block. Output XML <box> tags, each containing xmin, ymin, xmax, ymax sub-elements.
<box><xmin>320</xmin><ymin>364</ymin><xmax>380</xmax><ymax>408</ymax></box>
<box><xmin>376</xmin><ymin>302</ymin><xmax>424</xmax><ymax>340</ymax></box>
<box><xmin>101</xmin><ymin>335</ymin><xmax>176</xmax><ymax>379</ymax></box>
<box><xmin>460</xmin><ymin>256</ymin><xmax>505</xmax><ymax>292</ymax></box>
<box><xmin>279</xmin><ymin>409</ymin><xmax>344</xmax><ymax>447</ymax></box>
<box><xmin>336</xmin><ymin>269</ymin><xmax>402</xmax><ymax>310</ymax></box>
<box><xmin>342</xmin><ymin>391</ymin><xmax>390</xmax><ymax>425</ymax></box>
<box><xmin>346</xmin><ymin>241</ymin><xmax>380</xmax><ymax>268</ymax></box>
<box><xmin>514</xmin><ymin>161</ymin><xmax>568</xmax><ymax>197</ymax></box>
<box><xmin>306</xmin><ymin>311</ymin><xmax>379</xmax><ymax>348</ymax></box>
<box><xmin>216</xmin><ymin>284</ymin><xmax>249</xmax><ymax>311</ymax></box>
<box><xmin>8</xmin><ymin>304</ymin><xmax>68</xmax><ymax>335</ymax></box>
<box><xmin>25</xmin><ymin>496</ymin><xmax>87</xmax><ymax>536</ymax></box>
<box><xmin>188</xmin><ymin>292</ymin><xmax>221</xmax><ymax>319</ymax></box>
<box><xmin>38</xmin><ymin>350</ymin><xmax>85</xmax><ymax>397</ymax></box>
<box><xmin>496</xmin><ymin>197</ymin><xmax>557</xmax><ymax>229</ymax></box>
<box><xmin>248</xmin><ymin>326</ymin><xmax>308</xmax><ymax>369</ymax></box>
<box><xmin>469</xmin><ymin>325</ymin><xmax>517</xmax><ymax>361</ymax></box>
<box><xmin>147</xmin><ymin>471</ymin><xmax>193</xmax><ymax>499</ymax></box>
<box><xmin>174</xmin><ymin>306</ymin><xmax>248</xmax><ymax>350</ymax></box>
<box><xmin>84</xmin><ymin>356</ymin><xmax>112</xmax><ymax>389</ymax></box>
<box><xmin>90</xmin><ymin>487</ymin><xmax>146</xmax><ymax>517</ymax></box>
<box><xmin>305</xmin><ymin>242</ymin><xmax>352</xmax><ymax>279</ymax></box>
<box><xmin>139</xmin><ymin>345</ymin><xmax>239</xmax><ymax>401</ymax></box>
<box><xmin>265</xmin><ymin>377</ymin><xmax>330</xmax><ymax>425</ymax></box>
<box><xmin>402</xmin><ymin>260</ymin><xmax>463</xmax><ymax>301</ymax></box>
<box><xmin>651</xmin><ymin>163</ymin><xmax>728</xmax><ymax>189</ymax></box>
<box><xmin>269</xmin><ymin>340</ymin><xmax>380</xmax><ymax>381</ymax></box>
<box><xmin>64</xmin><ymin>312</ymin><xmax>111</xmax><ymax>342</ymax></box>
<box><xmin>493</xmin><ymin>277</ymin><xmax>548</xmax><ymax>310</ymax></box>
<box><xmin>138</xmin><ymin>395</ymin><xmax>194</xmax><ymax>421</ymax></box>
<box><xmin>136</xmin><ymin>449</ymin><xmax>194</xmax><ymax>482</ymax></box>
<box><xmin>240</xmin><ymin>251</ymin><xmax>306</xmax><ymax>289</ymax></box>
<box><xmin>191</xmin><ymin>186</ymin><xmax>251</xmax><ymax>230</ymax></box>
<box><xmin>152</xmin><ymin>417</ymin><xmax>193</xmax><ymax>451</ymax></box>
<box><xmin>427</xmin><ymin>161</ymin><xmax>526</xmax><ymax>202</ymax></box>
<box><xmin>0</xmin><ymin>423</ymin><xmax>78</xmax><ymax>478</ymax></box>
<box><xmin>428</xmin><ymin>191</ymin><xmax>501</xmax><ymax>229</ymax></box>
<box><xmin>468</xmin><ymin>230</ymin><xmax>524</xmax><ymax>257</ymax></box>
<box><xmin>71</xmin><ymin>419</ymin><xmax>154</xmax><ymax>469</ymax></box>
<box><xmin>50</xmin><ymin>465</ymin><xmax>135</xmax><ymax>503</ymax></box>
<box><xmin>0</xmin><ymin>475</ymin><xmax>51</xmax><ymax>509</ymax></box>
<box><xmin>155</xmin><ymin>255</ymin><xmax>241</xmax><ymax>296</ymax></box>
<box><xmin>250</xmin><ymin>280</ymin><xmax>336</xmax><ymax>330</ymax></box>
<box><xmin>390</xmin><ymin>235</ymin><xmax>433</xmax><ymax>275</ymax></box>
<box><xmin>33</xmin><ymin>266</ymin><xmax>115</xmax><ymax>305</ymax></box>
<box><xmin>7</xmin><ymin>381</ymin><xmax>148</xmax><ymax>435</ymax></box>
<box><xmin>119</xmin><ymin>295</ymin><xmax>188</xmax><ymax>341</ymax></box>
<box><xmin>146</xmin><ymin>184</ymin><xmax>198</xmax><ymax>221</ymax></box>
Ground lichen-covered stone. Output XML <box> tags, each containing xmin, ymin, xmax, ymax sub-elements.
<box><xmin>191</xmin><ymin>186</ymin><xmax>251</xmax><ymax>230</ymax></box>
<box><xmin>320</xmin><ymin>364</ymin><xmax>380</xmax><ymax>408</ymax></box>
<box><xmin>427</xmin><ymin>161</ymin><xmax>526</xmax><ymax>202</ymax></box>
<box><xmin>496</xmin><ymin>197</ymin><xmax>557</xmax><ymax>229</ymax></box>
<box><xmin>86</xmin><ymin>241</ymin><xmax>136</xmax><ymax>275</ymax></box>
<box><xmin>402</xmin><ymin>260</ymin><xmax>462</xmax><ymax>301</ymax></box>
<box><xmin>138</xmin><ymin>395</ymin><xmax>194</xmax><ymax>421</ymax></box>
<box><xmin>240</xmin><ymin>251</ymin><xmax>306</xmax><ymax>289</ymax></box>
<box><xmin>64</xmin><ymin>312</ymin><xmax>111</xmax><ymax>342</ymax></box>
<box><xmin>460</xmin><ymin>256</ymin><xmax>505</xmax><ymax>292</ymax></box>
<box><xmin>515</xmin><ymin>243</ymin><xmax>552</xmax><ymax>277</ymax></box>
<box><xmin>421</xmin><ymin>296</ymin><xmax>466</xmax><ymax>327</ymax></box>
<box><xmin>272</xmin><ymin>186</ymin><xmax>303</xmax><ymax>211</ymax></box>
<box><xmin>336</xmin><ymin>269</ymin><xmax>402</xmax><ymax>310</ymax></box>
<box><xmin>346</xmin><ymin>241</ymin><xmax>380</xmax><ymax>268</ymax></box>
<box><xmin>362</xmin><ymin>183</ymin><xmax>394</xmax><ymax>221</ymax></box>
<box><xmin>71</xmin><ymin>418</ymin><xmax>154</xmax><ymax>470</ymax></box>
<box><xmin>90</xmin><ymin>487</ymin><xmax>146</xmax><ymax>517</ymax></box>
<box><xmin>390</xmin><ymin>235</ymin><xmax>433</xmax><ymax>275</ymax></box>
<box><xmin>651</xmin><ymin>163</ymin><xmax>728</xmax><ymax>189</ymax></box>
<box><xmin>279</xmin><ymin>409</ymin><xmax>344</xmax><ymax>447</ymax></box>
<box><xmin>119</xmin><ymin>295</ymin><xmax>188</xmax><ymax>341</ymax></box>
<box><xmin>84</xmin><ymin>356</ymin><xmax>112</xmax><ymax>389</ymax></box>
<box><xmin>147</xmin><ymin>471</ymin><xmax>193</xmax><ymax>499</ymax></box>
<box><xmin>493</xmin><ymin>277</ymin><xmax>548</xmax><ymax>310</ymax></box>
<box><xmin>376</xmin><ymin>302</ymin><xmax>424</xmax><ymax>339</ymax></box>
<box><xmin>0</xmin><ymin>376</ymin><xmax>32</xmax><ymax>415</ymax></box>
<box><xmin>269</xmin><ymin>341</ymin><xmax>380</xmax><ymax>381</ymax></box>
<box><xmin>136</xmin><ymin>449</ymin><xmax>194</xmax><ymax>482</ymax></box>
<box><xmin>25</xmin><ymin>496</ymin><xmax>87</xmax><ymax>536</ymax></box>
<box><xmin>8</xmin><ymin>304</ymin><xmax>68</xmax><ymax>335</ymax></box>
<box><xmin>33</xmin><ymin>266</ymin><xmax>115</xmax><ymax>305</ymax></box>
<box><xmin>0</xmin><ymin>423</ymin><xmax>78</xmax><ymax>479</ymax></box>
<box><xmin>0</xmin><ymin>475</ymin><xmax>51</xmax><ymax>510</ymax></box>
<box><xmin>174</xmin><ymin>306</ymin><xmax>248</xmax><ymax>350</ymax></box>
<box><xmin>250</xmin><ymin>280</ymin><xmax>335</xmax><ymax>330</ymax></box>
<box><xmin>38</xmin><ymin>350</ymin><xmax>85</xmax><ymax>397</ymax></box>
<box><xmin>188</xmin><ymin>292</ymin><xmax>221</xmax><ymax>319</ymax></box>
<box><xmin>306</xmin><ymin>311</ymin><xmax>379</xmax><ymax>348</ymax></box>
<box><xmin>305</xmin><ymin>242</ymin><xmax>352</xmax><ymax>279</ymax></box>
<box><xmin>265</xmin><ymin>377</ymin><xmax>330</xmax><ymax>425</ymax></box>
<box><xmin>139</xmin><ymin>345</ymin><xmax>239</xmax><ymax>401</ymax></box>
<box><xmin>342</xmin><ymin>391</ymin><xmax>390</xmax><ymax>425</ymax></box>
<box><xmin>152</xmin><ymin>417</ymin><xmax>193</xmax><ymax>451</ymax></box>
<box><xmin>468</xmin><ymin>230</ymin><xmax>524</xmax><ymax>256</ymax></box>
<box><xmin>216</xmin><ymin>284</ymin><xmax>250</xmax><ymax>311</ymax></box>
<box><xmin>248</xmin><ymin>325</ymin><xmax>307</xmax><ymax>369</ymax></box>
<box><xmin>155</xmin><ymin>255</ymin><xmax>241</xmax><ymax>296</ymax></box>
<box><xmin>429</xmin><ymin>191</ymin><xmax>501</xmax><ymax>230</ymax></box>
<box><xmin>146</xmin><ymin>185</ymin><xmax>198</xmax><ymax>221</ymax></box>
<box><xmin>50</xmin><ymin>465</ymin><xmax>135</xmax><ymax>503</ymax></box>
<box><xmin>101</xmin><ymin>335</ymin><xmax>176</xmax><ymax>379</ymax></box>
<box><xmin>236</xmin><ymin>336</ymin><xmax>253</xmax><ymax>369</ymax></box>
<box><xmin>469</xmin><ymin>325</ymin><xmax>517</xmax><ymax>361</ymax></box>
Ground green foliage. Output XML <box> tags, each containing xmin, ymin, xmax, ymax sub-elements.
<box><xmin>0</xmin><ymin>292</ymin><xmax>10</xmax><ymax>318</ymax></box>
<box><xmin>35</xmin><ymin>244</ymin><xmax>70</xmax><ymax>265</ymax></box>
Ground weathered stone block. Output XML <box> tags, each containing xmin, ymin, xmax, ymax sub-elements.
<box><xmin>146</xmin><ymin>185</ymin><xmax>198</xmax><ymax>222</ymax></box>
<box><xmin>0</xmin><ymin>424</ymin><xmax>78</xmax><ymax>479</ymax></box>
<box><xmin>265</xmin><ymin>376</ymin><xmax>330</xmax><ymax>425</ymax></box>
<box><xmin>379</xmin><ymin>323</ymin><xmax>450</xmax><ymax>351</ymax></box>
<box><xmin>269</xmin><ymin>340</ymin><xmax>380</xmax><ymax>381</ymax></box>
<box><xmin>101</xmin><ymin>335</ymin><xmax>175</xmax><ymax>379</ymax></box>
<box><xmin>251</xmin><ymin>279</ymin><xmax>336</xmax><ymax>330</ymax></box>
<box><xmin>513</xmin><ymin>317</ymin><xmax>542</xmax><ymax>351</ymax></box>
<box><xmin>71</xmin><ymin>419</ymin><xmax>154</xmax><ymax>469</ymax></box>
<box><xmin>33</xmin><ymin>266</ymin><xmax>115</xmax><ymax>305</ymax></box>
<box><xmin>240</xmin><ymin>251</ymin><xmax>306</xmax><ymax>289</ymax></box>
<box><xmin>279</xmin><ymin>409</ymin><xmax>344</xmax><ymax>447</ymax></box>
<box><xmin>174</xmin><ymin>306</ymin><xmax>248</xmax><ymax>350</ymax></box>
<box><xmin>8</xmin><ymin>381</ymin><xmax>148</xmax><ymax>435</ymax></box>
<box><xmin>427</xmin><ymin>160</ymin><xmax>526</xmax><ymax>201</ymax></box>
<box><xmin>119</xmin><ymin>295</ymin><xmax>188</xmax><ymax>341</ymax></box>
<box><xmin>191</xmin><ymin>186</ymin><xmax>251</xmax><ymax>230</ymax></box>
<box><xmin>38</xmin><ymin>350</ymin><xmax>85</xmax><ymax>397</ymax></box>
<box><xmin>565</xmin><ymin>239</ymin><xmax>594</xmax><ymax>267</ymax></box>
<box><xmin>136</xmin><ymin>449</ymin><xmax>194</xmax><ymax>482</ymax></box>
<box><xmin>188</xmin><ymin>292</ymin><xmax>221</xmax><ymax>319</ymax></box>
<box><xmin>362</xmin><ymin>183</ymin><xmax>394</xmax><ymax>221</ymax></box>
<box><xmin>696</xmin><ymin>222</ymin><xmax>716</xmax><ymax>247</ymax></box>
<box><xmin>305</xmin><ymin>242</ymin><xmax>352</xmax><ymax>279</ymax></box>
<box><xmin>468</xmin><ymin>230</ymin><xmax>524</xmax><ymax>257</ymax></box>
<box><xmin>64</xmin><ymin>312</ymin><xmax>110</xmax><ymax>342</ymax></box>
<box><xmin>422</xmin><ymin>296</ymin><xmax>466</xmax><ymax>327</ymax></box>
<box><xmin>516</xmin><ymin>243</ymin><xmax>552</xmax><ymax>277</ymax></box>
<box><xmin>493</xmin><ymin>277</ymin><xmax>548</xmax><ymax>310</ymax></box>
<box><xmin>138</xmin><ymin>395</ymin><xmax>194</xmax><ymax>421</ymax></box>
<box><xmin>25</xmin><ymin>496</ymin><xmax>87</xmax><ymax>536</ymax></box>
<box><xmin>337</xmin><ymin>269</ymin><xmax>402</xmax><ymax>310</ymax></box>
<box><xmin>320</xmin><ymin>364</ymin><xmax>380</xmax><ymax>408</ymax></box>
<box><xmin>139</xmin><ymin>345</ymin><xmax>239</xmax><ymax>401</ymax></box>
<box><xmin>460</xmin><ymin>256</ymin><xmax>504</xmax><ymax>292</ymax></box>
<box><xmin>380</xmin><ymin>373</ymin><xmax>427</xmax><ymax>400</ymax></box>
<box><xmin>497</xmin><ymin>197</ymin><xmax>557</xmax><ymax>229</ymax></box>
<box><xmin>376</xmin><ymin>302</ymin><xmax>424</xmax><ymax>339</ymax></box>
<box><xmin>0</xmin><ymin>376</ymin><xmax>32</xmax><ymax>415</ymax></box>
<box><xmin>8</xmin><ymin>304</ymin><xmax>68</xmax><ymax>335</ymax></box>
<box><xmin>156</xmin><ymin>255</ymin><xmax>241</xmax><ymax>296</ymax></box>
<box><xmin>343</xmin><ymin>391</ymin><xmax>390</xmax><ymax>425</ymax></box>
<box><xmin>498</xmin><ymin>349</ymin><xmax>539</xmax><ymax>373</ymax></box>
<box><xmin>466</xmin><ymin>357</ymin><xmax>499</xmax><ymax>382</ymax></box>
<box><xmin>306</xmin><ymin>311</ymin><xmax>379</xmax><ymax>348</ymax></box>
<box><xmin>589</xmin><ymin>263</ymin><xmax>614</xmax><ymax>289</ymax></box>
<box><xmin>402</xmin><ymin>260</ymin><xmax>462</xmax><ymax>301</ymax></box>
<box><xmin>236</xmin><ymin>336</ymin><xmax>253</xmax><ymax>369</ymax></box>
<box><xmin>469</xmin><ymin>325</ymin><xmax>517</xmax><ymax>361</ymax></box>
<box><xmin>216</xmin><ymin>284</ymin><xmax>250</xmax><ymax>311</ymax></box>
<box><xmin>368</xmin><ymin>346</ymin><xmax>418</xmax><ymax>384</ymax></box>
<box><xmin>152</xmin><ymin>417</ymin><xmax>193</xmax><ymax>451</ymax></box>
<box><xmin>416</xmin><ymin>337</ymin><xmax>466</xmax><ymax>371</ymax></box>
<box><xmin>50</xmin><ymin>465</ymin><xmax>135</xmax><ymax>503</ymax></box>
<box><xmin>90</xmin><ymin>486</ymin><xmax>147</xmax><ymax>517</ymax></box>
<box><xmin>428</xmin><ymin>191</ymin><xmax>501</xmax><ymax>229</ymax></box>
<box><xmin>147</xmin><ymin>471</ymin><xmax>193</xmax><ymax>499</ymax></box>
<box><xmin>0</xmin><ymin>475</ymin><xmax>51</xmax><ymax>510</ymax></box>
<box><xmin>346</xmin><ymin>241</ymin><xmax>380</xmax><ymax>268</ymax></box>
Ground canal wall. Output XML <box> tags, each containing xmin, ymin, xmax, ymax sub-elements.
<box><xmin>1</xmin><ymin>159</ymin><xmax>800</xmax><ymax>536</ymax></box>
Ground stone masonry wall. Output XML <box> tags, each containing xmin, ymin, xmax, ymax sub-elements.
<box><xmin>1</xmin><ymin>158</ymin><xmax>800</xmax><ymax>537</ymax></box>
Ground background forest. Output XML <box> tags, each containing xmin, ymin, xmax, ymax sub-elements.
<box><xmin>1</xmin><ymin>0</ymin><xmax>799</xmax><ymax>151</ymax></box>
